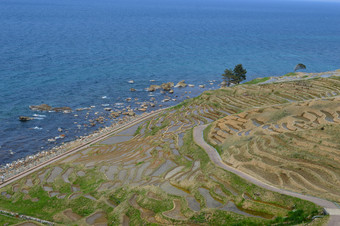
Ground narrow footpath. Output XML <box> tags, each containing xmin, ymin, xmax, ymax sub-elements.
<box><xmin>193</xmin><ymin>124</ymin><xmax>340</xmax><ymax>226</ymax></box>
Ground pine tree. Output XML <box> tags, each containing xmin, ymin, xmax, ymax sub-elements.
<box><xmin>233</xmin><ymin>64</ymin><xmax>247</xmax><ymax>84</ymax></box>
<box><xmin>222</xmin><ymin>68</ymin><xmax>234</xmax><ymax>87</ymax></box>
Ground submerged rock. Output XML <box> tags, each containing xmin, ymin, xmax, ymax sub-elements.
<box><xmin>19</xmin><ymin>116</ymin><xmax>33</xmax><ymax>122</ymax></box>
<box><xmin>130</xmin><ymin>88</ymin><xmax>136</xmax><ymax>92</ymax></box>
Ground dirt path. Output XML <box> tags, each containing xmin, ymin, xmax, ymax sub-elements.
<box><xmin>193</xmin><ymin>124</ymin><xmax>340</xmax><ymax>226</ymax></box>
<box><xmin>0</xmin><ymin>109</ymin><xmax>165</xmax><ymax>189</ymax></box>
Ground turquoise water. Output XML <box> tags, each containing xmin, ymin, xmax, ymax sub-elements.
<box><xmin>1</xmin><ymin>0</ymin><xmax>340</xmax><ymax>164</ymax></box>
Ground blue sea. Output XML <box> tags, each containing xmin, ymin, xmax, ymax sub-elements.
<box><xmin>1</xmin><ymin>0</ymin><xmax>340</xmax><ymax>165</ymax></box>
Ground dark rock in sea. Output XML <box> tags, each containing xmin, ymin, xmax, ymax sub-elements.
<box><xmin>104</xmin><ymin>108</ymin><xmax>112</xmax><ymax>111</ymax></box>
<box><xmin>169</xmin><ymin>89</ymin><xmax>174</xmax><ymax>94</ymax></box>
<box><xmin>19</xmin><ymin>116</ymin><xmax>33</xmax><ymax>122</ymax></box>
<box><xmin>147</xmin><ymin>85</ymin><xmax>161</xmax><ymax>92</ymax></box>
<box><xmin>29</xmin><ymin>104</ymin><xmax>52</xmax><ymax>111</ymax></box>
<box><xmin>110</xmin><ymin>112</ymin><xmax>120</xmax><ymax>118</ymax></box>
<box><xmin>95</xmin><ymin>117</ymin><xmax>105</xmax><ymax>123</ymax></box>
<box><xmin>161</xmin><ymin>82</ymin><xmax>174</xmax><ymax>91</ymax></box>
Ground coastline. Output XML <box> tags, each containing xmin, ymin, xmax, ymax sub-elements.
<box><xmin>1</xmin><ymin>69</ymin><xmax>339</xmax><ymax>186</ymax></box>
<box><xmin>0</xmin><ymin>107</ymin><xmax>168</xmax><ymax>188</ymax></box>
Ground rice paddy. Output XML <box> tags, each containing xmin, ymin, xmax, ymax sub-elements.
<box><xmin>1</xmin><ymin>72</ymin><xmax>340</xmax><ymax>225</ymax></box>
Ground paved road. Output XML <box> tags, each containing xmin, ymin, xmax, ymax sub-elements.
<box><xmin>0</xmin><ymin>109</ymin><xmax>165</xmax><ymax>190</ymax></box>
<box><xmin>193</xmin><ymin>124</ymin><xmax>340</xmax><ymax>226</ymax></box>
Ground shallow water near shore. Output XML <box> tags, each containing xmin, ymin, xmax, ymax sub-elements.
<box><xmin>1</xmin><ymin>0</ymin><xmax>340</xmax><ymax>165</ymax></box>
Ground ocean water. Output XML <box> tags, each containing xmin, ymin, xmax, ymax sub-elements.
<box><xmin>1</xmin><ymin>0</ymin><xmax>340</xmax><ymax>165</ymax></box>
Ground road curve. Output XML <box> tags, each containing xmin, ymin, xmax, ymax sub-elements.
<box><xmin>193</xmin><ymin>124</ymin><xmax>340</xmax><ymax>226</ymax></box>
<box><xmin>0</xmin><ymin>109</ymin><xmax>165</xmax><ymax>190</ymax></box>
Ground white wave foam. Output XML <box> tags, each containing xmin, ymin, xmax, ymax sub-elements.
<box><xmin>33</xmin><ymin>126</ymin><xmax>43</xmax><ymax>130</ymax></box>
<box><xmin>33</xmin><ymin>114</ymin><xmax>46</xmax><ymax>117</ymax></box>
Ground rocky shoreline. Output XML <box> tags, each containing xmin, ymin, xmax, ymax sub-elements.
<box><xmin>0</xmin><ymin>110</ymin><xmax>164</xmax><ymax>182</ymax></box>
<box><xmin>1</xmin><ymin>81</ymin><xmax>204</xmax><ymax>180</ymax></box>
<box><xmin>2</xmin><ymin>70</ymin><xmax>339</xmax><ymax>181</ymax></box>
<box><xmin>0</xmin><ymin>78</ymin><xmax>214</xmax><ymax>186</ymax></box>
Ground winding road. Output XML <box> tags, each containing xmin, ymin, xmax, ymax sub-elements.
<box><xmin>193</xmin><ymin>124</ymin><xmax>340</xmax><ymax>226</ymax></box>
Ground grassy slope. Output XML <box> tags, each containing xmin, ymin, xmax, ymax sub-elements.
<box><xmin>2</xmin><ymin>74</ymin><xmax>338</xmax><ymax>225</ymax></box>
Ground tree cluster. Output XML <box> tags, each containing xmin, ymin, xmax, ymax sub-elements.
<box><xmin>222</xmin><ymin>64</ymin><xmax>247</xmax><ymax>87</ymax></box>
<box><xmin>294</xmin><ymin>63</ymin><xmax>306</xmax><ymax>72</ymax></box>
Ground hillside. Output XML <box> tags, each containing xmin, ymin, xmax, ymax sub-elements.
<box><xmin>1</xmin><ymin>71</ymin><xmax>340</xmax><ymax>225</ymax></box>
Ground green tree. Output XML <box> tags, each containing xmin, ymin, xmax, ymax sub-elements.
<box><xmin>222</xmin><ymin>68</ymin><xmax>234</xmax><ymax>87</ymax></box>
<box><xmin>294</xmin><ymin>63</ymin><xmax>306</xmax><ymax>72</ymax></box>
<box><xmin>233</xmin><ymin>64</ymin><xmax>247</xmax><ymax>84</ymax></box>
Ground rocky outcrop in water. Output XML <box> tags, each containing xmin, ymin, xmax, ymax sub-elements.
<box><xmin>29</xmin><ymin>104</ymin><xmax>72</xmax><ymax>113</ymax></box>
<box><xmin>175</xmin><ymin>80</ymin><xmax>187</xmax><ymax>88</ymax></box>
<box><xmin>29</xmin><ymin>104</ymin><xmax>52</xmax><ymax>111</ymax></box>
<box><xmin>19</xmin><ymin>116</ymin><xmax>33</xmax><ymax>122</ymax></box>
<box><xmin>110</xmin><ymin>112</ymin><xmax>121</xmax><ymax>118</ymax></box>
<box><xmin>147</xmin><ymin>85</ymin><xmax>161</xmax><ymax>92</ymax></box>
<box><xmin>53</xmin><ymin>107</ymin><xmax>72</xmax><ymax>113</ymax></box>
<box><xmin>161</xmin><ymin>82</ymin><xmax>174</xmax><ymax>91</ymax></box>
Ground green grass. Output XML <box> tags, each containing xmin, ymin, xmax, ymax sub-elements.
<box><xmin>0</xmin><ymin>186</ymin><xmax>65</xmax><ymax>222</ymax></box>
<box><xmin>73</xmin><ymin>168</ymin><xmax>105</xmax><ymax>194</ymax></box>
<box><xmin>243</xmin><ymin>77</ymin><xmax>270</xmax><ymax>84</ymax></box>
<box><xmin>134</xmin><ymin>124</ymin><xmax>143</xmax><ymax>136</ymax></box>
<box><xmin>179</xmin><ymin>129</ymin><xmax>210</xmax><ymax>168</ymax></box>
<box><xmin>284</xmin><ymin>72</ymin><xmax>297</xmax><ymax>77</ymax></box>
<box><xmin>168</xmin><ymin>99</ymin><xmax>190</xmax><ymax>110</ymax></box>
<box><xmin>148</xmin><ymin>120</ymin><xmax>170</xmax><ymax>136</ymax></box>
<box><xmin>0</xmin><ymin>213</ymin><xmax>25</xmax><ymax>224</ymax></box>
<box><xmin>191</xmin><ymin>210</ymin><xmax>268</xmax><ymax>225</ymax></box>
<box><xmin>137</xmin><ymin>191</ymin><xmax>173</xmax><ymax>214</ymax></box>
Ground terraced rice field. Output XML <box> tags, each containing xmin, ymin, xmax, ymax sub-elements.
<box><xmin>208</xmin><ymin>97</ymin><xmax>340</xmax><ymax>202</ymax></box>
<box><xmin>1</xmin><ymin>74</ymin><xmax>340</xmax><ymax>225</ymax></box>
